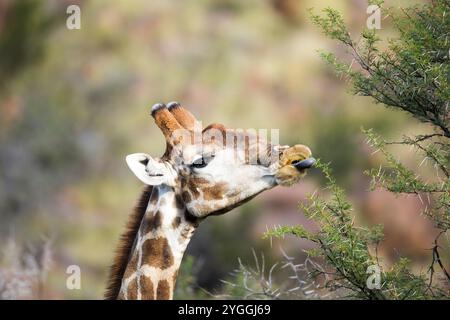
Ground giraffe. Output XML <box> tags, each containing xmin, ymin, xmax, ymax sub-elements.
<box><xmin>105</xmin><ymin>102</ymin><xmax>315</xmax><ymax>300</ymax></box>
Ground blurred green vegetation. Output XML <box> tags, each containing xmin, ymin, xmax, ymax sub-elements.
<box><xmin>0</xmin><ymin>0</ymin><xmax>58</xmax><ymax>87</ymax></box>
<box><xmin>266</xmin><ymin>0</ymin><xmax>449</xmax><ymax>299</ymax></box>
<box><xmin>0</xmin><ymin>0</ymin><xmax>441</xmax><ymax>299</ymax></box>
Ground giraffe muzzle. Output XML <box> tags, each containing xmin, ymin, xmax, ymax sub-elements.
<box><xmin>292</xmin><ymin>157</ymin><xmax>316</xmax><ymax>171</ymax></box>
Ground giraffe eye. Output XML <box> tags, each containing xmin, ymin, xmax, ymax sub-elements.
<box><xmin>191</xmin><ymin>154</ymin><xmax>214</xmax><ymax>169</ymax></box>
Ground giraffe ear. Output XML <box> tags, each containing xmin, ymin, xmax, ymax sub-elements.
<box><xmin>126</xmin><ymin>153</ymin><xmax>170</xmax><ymax>186</ymax></box>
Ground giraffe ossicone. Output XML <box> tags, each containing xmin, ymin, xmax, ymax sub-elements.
<box><xmin>105</xmin><ymin>102</ymin><xmax>315</xmax><ymax>300</ymax></box>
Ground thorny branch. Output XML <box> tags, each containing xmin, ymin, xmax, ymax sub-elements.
<box><xmin>428</xmin><ymin>231</ymin><xmax>450</xmax><ymax>287</ymax></box>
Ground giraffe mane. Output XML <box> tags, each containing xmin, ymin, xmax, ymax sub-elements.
<box><xmin>104</xmin><ymin>185</ymin><xmax>153</xmax><ymax>300</ymax></box>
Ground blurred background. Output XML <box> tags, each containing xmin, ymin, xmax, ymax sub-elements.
<box><xmin>0</xmin><ymin>0</ymin><xmax>446</xmax><ymax>299</ymax></box>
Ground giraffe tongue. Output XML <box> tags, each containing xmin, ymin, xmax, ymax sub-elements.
<box><xmin>292</xmin><ymin>157</ymin><xmax>316</xmax><ymax>170</ymax></box>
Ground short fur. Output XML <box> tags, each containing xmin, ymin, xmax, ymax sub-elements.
<box><xmin>104</xmin><ymin>185</ymin><xmax>153</xmax><ymax>300</ymax></box>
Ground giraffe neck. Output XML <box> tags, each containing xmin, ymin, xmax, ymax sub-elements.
<box><xmin>118</xmin><ymin>185</ymin><xmax>198</xmax><ymax>300</ymax></box>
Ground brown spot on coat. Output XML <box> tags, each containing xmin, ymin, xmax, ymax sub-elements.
<box><xmin>127</xmin><ymin>277</ymin><xmax>138</xmax><ymax>300</ymax></box>
<box><xmin>156</xmin><ymin>279</ymin><xmax>171</xmax><ymax>300</ymax></box>
<box><xmin>149</xmin><ymin>187</ymin><xmax>159</xmax><ymax>205</ymax></box>
<box><xmin>187</xmin><ymin>179</ymin><xmax>201</xmax><ymax>198</ymax></box>
<box><xmin>141</xmin><ymin>237</ymin><xmax>174</xmax><ymax>269</ymax></box>
<box><xmin>172</xmin><ymin>216</ymin><xmax>181</xmax><ymax>229</ymax></box>
<box><xmin>175</xmin><ymin>195</ymin><xmax>184</xmax><ymax>209</ymax></box>
<box><xmin>145</xmin><ymin>211</ymin><xmax>162</xmax><ymax>232</ymax></box>
<box><xmin>203</xmin><ymin>182</ymin><xmax>228</xmax><ymax>200</ymax></box>
<box><xmin>140</xmin><ymin>276</ymin><xmax>155</xmax><ymax>300</ymax></box>
<box><xmin>123</xmin><ymin>253</ymin><xmax>138</xmax><ymax>279</ymax></box>
<box><xmin>190</xmin><ymin>177</ymin><xmax>209</xmax><ymax>185</ymax></box>
<box><xmin>182</xmin><ymin>191</ymin><xmax>192</xmax><ymax>203</ymax></box>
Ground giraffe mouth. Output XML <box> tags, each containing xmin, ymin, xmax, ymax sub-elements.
<box><xmin>275</xmin><ymin>144</ymin><xmax>314</xmax><ymax>186</ymax></box>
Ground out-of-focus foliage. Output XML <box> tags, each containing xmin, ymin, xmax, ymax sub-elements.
<box><xmin>173</xmin><ymin>255</ymin><xmax>208</xmax><ymax>300</ymax></box>
<box><xmin>310</xmin><ymin>0</ymin><xmax>449</xmax><ymax>239</ymax></box>
<box><xmin>0</xmin><ymin>0</ymin><xmax>57</xmax><ymax>87</ymax></box>
<box><xmin>364</xmin><ymin>129</ymin><xmax>450</xmax><ymax>231</ymax></box>
<box><xmin>311</xmin><ymin>0</ymin><xmax>449</xmax><ymax>136</ymax></box>
<box><xmin>264</xmin><ymin>0</ymin><xmax>449</xmax><ymax>299</ymax></box>
<box><xmin>0</xmin><ymin>238</ymin><xmax>52</xmax><ymax>299</ymax></box>
<box><xmin>266</xmin><ymin>162</ymin><xmax>447</xmax><ymax>299</ymax></box>
<box><xmin>219</xmin><ymin>249</ymin><xmax>332</xmax><ymax>299</ymax></box>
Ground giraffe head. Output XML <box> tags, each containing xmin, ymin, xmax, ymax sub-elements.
<box><xmin>126</xmin><ymin>102</ymin><xmax>315</xmax><ymax>218</ymax></box>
